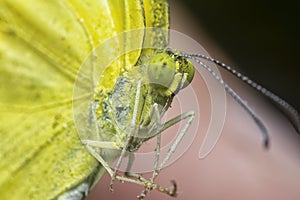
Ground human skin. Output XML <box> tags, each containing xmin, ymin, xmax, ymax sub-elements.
<box><xmin>86</xmin><ymin>1</ymin><xmax>300</xmax><ymax>200</ymax></box>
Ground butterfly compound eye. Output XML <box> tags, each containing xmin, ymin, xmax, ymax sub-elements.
<box><xmin>175</xmin><ymin>54</ymin><xmax>194</xmax><ymax>89</ymax></box>
<box><xmin>147</xmin><ymin>52</ymin><xmax>176</xmax><ymax>89</ymax></box>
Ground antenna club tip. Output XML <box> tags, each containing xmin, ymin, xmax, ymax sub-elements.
<box><xmin>263</xmin><ymin>139</ymin><xmax>270</xmax><ymax>149</ymax></box>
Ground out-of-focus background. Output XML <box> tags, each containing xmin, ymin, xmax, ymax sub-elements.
<box><xmin>180</xmin><ymin>0</ymin><xmax>300</xmax><ymax>110</ymax></box>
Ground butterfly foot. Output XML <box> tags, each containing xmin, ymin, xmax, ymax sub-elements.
<box><xmin>109</xmin><ymin>171</ymin><xmax>117</xmax><ymax>192</ymax></box>
<box><xmin>137</xmin><ymin>178</ymin><xmax>177</xmax><ymax>199</ymax></box>
<box><xmin>167</xmin><ymin>180</ymin><xmax>177</xmax><ymax>197</ymax></box>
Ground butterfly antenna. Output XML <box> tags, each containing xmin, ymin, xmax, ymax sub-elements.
<box><xmin>189</xmin><ymin>53</ymin><xmax>300</xmax><ymax>135</ymax></box>
<box><xmin>181</xmin><ymin>53</ymin><xmax>270</xmax><ymax>148</ymax></box>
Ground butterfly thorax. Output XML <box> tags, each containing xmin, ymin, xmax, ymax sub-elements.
<box><xmin>94</xmin><ymin>50</ymin><xmax>194</xmax><ymax>152</ymax></box>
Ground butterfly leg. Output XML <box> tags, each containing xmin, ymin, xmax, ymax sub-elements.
<box><xmin>154</xmin><ymin>111</ymin><xmax>195</xmax><ymax>177</ymax></box>
<box><xmin>83</xmin><ymin>113</ymin><xmax>194</xmax><ymax>198</ymax></box>
<box><xmin>122</xmin><ymin>103</ymin><xmax>195</xmax><ymax>198</ymax></box>
<box><xmin>81</xmin><ymin>140</ymin><xmax>177</xmax><ymax>199</ymax></box>
<box><xmin>139</xmin><ymin>110</ymin><xmax>195</xmax><ymax>197</ymax></box>
<box><xmin>121</xmin><ymin>151</ymin><xmax>177</xmax><ymax>199</ymax></box>
<box><xmin>109</xmin><ymin>79</ymin><xmax>144</xmax><ymax>190</ymax></box>
<box><xmin>85</xmin><ymin>80</ymin><xmax>168</xmax><ymax>196</ymax></box>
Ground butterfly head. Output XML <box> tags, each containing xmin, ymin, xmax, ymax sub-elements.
<box><xmin>147</xmin><ymin>49</ymin><xmax>194</xmax><ymax>96</ymax></box>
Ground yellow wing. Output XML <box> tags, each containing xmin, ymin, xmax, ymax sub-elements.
<box><xmin>0</xmin><ymin>0</ymin><xmax>160</xmax><ymax>199</ymax></box>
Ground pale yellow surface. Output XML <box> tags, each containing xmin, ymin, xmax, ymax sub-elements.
<box><xmin>0</xmin><ymin>0</ymin><xmax>168</xmax><ymax>199</ymax></box>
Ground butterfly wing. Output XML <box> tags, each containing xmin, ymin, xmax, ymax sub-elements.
<box><xmin>0</xmin><ymin>0</ymin><xmax>148</xmax><ymax>199</ymax></box>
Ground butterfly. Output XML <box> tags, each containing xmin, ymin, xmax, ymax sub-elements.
<box><xmin>1</xmin><ymin>0</ymin><xmax>300</xmax><ymax>200</ymax></box>
<box><xmin>0</xmin><ymin>0</ymin><xmax>172</xmax><ymax>199</ymax></box>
